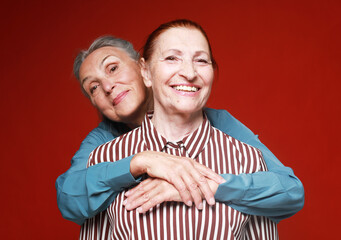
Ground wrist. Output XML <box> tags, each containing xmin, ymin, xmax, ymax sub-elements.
<box><xmin>208</xmin><ymin>179</ymin><xmax>219</xmax><ymax>195</ymax></box>
<box><xmin>130</xmin><ymin>151</ymin><xmax>148</xmax><ymax>178</ymax></box>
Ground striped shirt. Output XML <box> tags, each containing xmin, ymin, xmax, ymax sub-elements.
<box><xmin>80</xmin><ymin>113</ymin><xmax>278</xmax><ymax>240</ymax></box>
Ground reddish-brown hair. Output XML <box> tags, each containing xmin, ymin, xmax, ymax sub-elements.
<box><xmin>142</xmin><ymin>19</ymin><xmax>217</xmax><ymax>69</ymax></box>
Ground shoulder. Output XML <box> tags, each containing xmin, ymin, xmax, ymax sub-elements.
<box><xmin>227</xmin><ymin>133</ymin><xmax>266</xmax><ymax>171</ymax></box>
<box><xmin>88</xmin><ymin>126</ymin><xmax>143</xmax><ymax>165</ymax></box>
<box><xmin>110</xmin><ymin>126</ymin><xmax>142</xmax><ymax>145</ymax></box>
<box><xmin>204</xmin><ymin>108</ymin><xmax>257</xmax><ymax>143</ymax></box>
<box><xmin>75</xmin><ymin>122</ymin><xmax>116</xmax><ymax>152</ymax></box>
<box><xmin>210</xmin><ymin>127</ymin><xmax>265</xmax><ymax>173</ymax></box>
<box><xmin>204</xmin><ymin>107</ymin><xmax>242</xmax><ymax>130</ymax></box>
<box><xmin>204</xmin><ymin>108</ymin><xmax>234</xmax><ymax>120</ymax></box>
<box><xmin>89</xmin><ymin>121</ymin><xmax>115</xmax><ymax>138</ymax></box>
<box><xmin>84</xmin><ymin>120</ymin><xmax>134</xmax><ymax>142</ymax></box>
<box><xmin>211</xmin><ymin>126</ymin><xmax>261</xmax><ymax>156</ymax></box>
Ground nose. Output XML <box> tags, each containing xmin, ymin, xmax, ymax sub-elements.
<box><xmin>179</xmin><ymin>60</ymin><xmax>197</xmax><ymax>81</ymax></box>
<box><xmin>102</xmin><ymin>78</ymin><xmax>115</xmax><ymax>95</ymax></box>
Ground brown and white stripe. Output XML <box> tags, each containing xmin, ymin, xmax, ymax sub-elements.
<box><xmin>81</xmin><ymin>113</ymin><xmax>278</xmax><ymax>240</ymax></box>
<box><xmin>79</xmin><ymin>211</ymin><xmax>111</xmax><ymax>240</ymax></box>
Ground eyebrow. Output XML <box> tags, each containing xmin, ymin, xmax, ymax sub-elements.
<box><xmin>100</xmin><ymin>54</ymin><xmax>112</xmax><ymax>66</ymax></box>
<box><xmin>162</xmin><ymin>49</ymin><xmax>182</xmax><ymax>55</ymax></box>
<box><xmin>81</xmin><ymin>76</ymin><xmax>89</xmax><ymax>86</ymax></box>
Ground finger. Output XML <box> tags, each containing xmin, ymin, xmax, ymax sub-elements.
<box><xmin>181</xmin><ymin>174</ymin><xmax>204</xmax><ymax>209</ymax></box>
<box><xmin>125</xmin><ymin>191</ymin><xmax>152</xmax><ymax>211</ymax></box>
<box><xmin>127</xmin><ymin>180</ymin><xmax>176</xmax><ymax>211</ymax></box>
<box><xmin>169</xmin><ymin>159</ymin><xmax>208</xmax><ymax>208</ymax></box>
<box><xmin>169</xmin><ymin>176</ymin><xmax>193</xmax><ymax>207</ymax></box>
<box><xmin>136</xmin><ymin>182</ymin><xmax>180</xmax><ymax>213</ymax></box>
<box><xmin>193</xmin><ymin>161</ymin><xmax>225</xmax><ymax>184</ymax></box>
<box><xmin>182</xmin><ymin>163</ymin><xmax>215</xmax><ymax>206</ymax></box>
<box><xmin>182</xmin><ymin>165</ymin><xmax>216</xmax><ymax>207</ymax></box>
<box><xmin>125</xmin><ymin>178</ymin><xmax>153</xmax><ymax>197</ymax></box>
<box><xmin>125</xmin><ymin>179</ymin><xmax>157</xmax><ymax>207</ymax></box>
<box><xmin>194</xmin><ymin>174</ymin><xmax>215</xmax><ymax>206</ymax></box>
<box><xmin>136</xmin><ymin>193</ymin><xmax>166</xmax><ymax>214</ymax></box>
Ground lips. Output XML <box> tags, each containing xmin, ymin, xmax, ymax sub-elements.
<box><xmin>112</xmin><ymin>90</ymin><xmax>129</xmax><ymax>106</ymax></box>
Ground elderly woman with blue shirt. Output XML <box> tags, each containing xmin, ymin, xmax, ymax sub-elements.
<box><xmin>56</xmin><ymin>31</ymin><xmax>304</xmax><ymax>225</ymax></box>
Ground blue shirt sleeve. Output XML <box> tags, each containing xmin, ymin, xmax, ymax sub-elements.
<box><xmin>204</xmin><ymin>108</ymin><xmax>304</xmax><ymax>223</ymax></box>
<box><xmin>55</xmin><ymin>122</ymin><xmax>139</xmax><ymax>225</ymax></box>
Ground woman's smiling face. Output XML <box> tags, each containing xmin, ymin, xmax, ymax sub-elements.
<box><xmin>79</xmin><ymin>46</ymin><xmax>149</xmax><ymax>127</ymax></box>
<box><xmin>142</xmin><ymin>27</ymin><xmax>214</xmax><ymax>117</ymax></box>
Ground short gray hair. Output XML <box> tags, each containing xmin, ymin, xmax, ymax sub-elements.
<box><xmin>73</xmin><ymin>36</ymin><xmax>140</xmax><ymax>81</ymax></box>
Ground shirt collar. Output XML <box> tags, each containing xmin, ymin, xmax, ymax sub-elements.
<box><xmin>142</xmin><ymin>112</ymin><xmax>212</xmax><ymax>159</ymax></box>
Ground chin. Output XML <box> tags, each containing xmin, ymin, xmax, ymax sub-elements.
<box><xmin>102</xmin><ymin>109</ymin><xmax>132</xmax><ymax>123</ymax></box>
<box><xmin>173</xmin><ymin>106</ymin><xmax>203</xmax><ymax>115</ymax></box>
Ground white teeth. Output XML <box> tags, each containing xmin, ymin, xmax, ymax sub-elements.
<box><xmin>173</xmin><ymin>85</ymin><xmax>198</xmax><ymax>92</ymax></box>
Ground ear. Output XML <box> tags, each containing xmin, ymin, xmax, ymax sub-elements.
<box><xmin>140</xmin><ymin>58</ymin><xmax>152</xmax><ymax>88</ymax></box>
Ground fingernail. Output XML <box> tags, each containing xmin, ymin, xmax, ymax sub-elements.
<box><xmin>209</xmin><ymin>198</ymin><xmax>215</xmax><ymax>205</ymax></box>
<box><xmin>198</xmin><ymin>203</ymin><xmax>203</xmax><ymax>209</ymax></box>
<box><xmin>125</xmin><ymin>191</ymin><xmax>130</xmax><ymax>196</ymax></box>
<box><xmin>123</xmin><ymin>200</ymin><xmax>127</xmax><ymax>205</ymax></box>
<box><xmin>187</xmin><ymin>201</ymin><xmax>192</xmax><ymax>207</ymax></box>
<box><xmin>137</xmin><ymin>207</ymin><xmax>142</xmax><ymax>213</ymax></box>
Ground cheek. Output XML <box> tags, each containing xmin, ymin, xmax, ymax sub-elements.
<box><xmin>92</xmin><ymin>95</ymin><xmax>108</xmax><ymax>109</ymax></box>
<box><xmin>153</xmin><ymin>64</ymin><xmax>178</xmax><ymax>82</ymax></box>
<box><xmin>88</xmin><ymin>96</ymin><xmax>97</xmax><ymax>107</ymax></box>
<box><xmin>201</xmin><ymin>69</ymin><xmax>214</xmax><ymax>85</ymax></box>
<box><xmin>134</xmin><ymin>80</ymin><xmax>148</xmax><ymax>99</ymax></box>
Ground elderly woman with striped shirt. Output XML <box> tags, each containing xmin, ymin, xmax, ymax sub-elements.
<box><xmin>80</xmin><ymin>19</ymin><xmax>279</xmax><ymax>239</ymax></box>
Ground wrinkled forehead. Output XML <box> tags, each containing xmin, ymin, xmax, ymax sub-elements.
<box><xmin>80</xmin><ymin>46</ymin><xmax>135</xmax><ymax>75</ymax></box>
<box><xmin>86</xmin><ymin>46</ymin><xmax>131</xmax><ymax>64</ymax></box>
<box><xmin>152</xmin><ymin>27</ymin><xmax>210</xmax><ymax>56</ymax></box>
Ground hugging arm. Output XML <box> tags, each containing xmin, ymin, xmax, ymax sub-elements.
<box><xmin>205</xmin><ymin>108</ymin><xmax>304</xmax><ymax>222</ymax></box>
<box><xmin>55</xmin><ymin>123</ymin><xmax>140</xmax><ymax>225</ymax></box>
<box><xmin>56</xmin><ymin>109</ymin><xmax>304</xmax><ymax>225</ymax></box>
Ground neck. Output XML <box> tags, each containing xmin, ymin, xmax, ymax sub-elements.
<box><xmin>151</xmin><ymin>108</ymin><xmax>204</xmax><ymax>142</ymax></box>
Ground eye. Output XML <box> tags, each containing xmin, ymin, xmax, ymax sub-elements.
<box><xmin>164</xmin><ymin>55</ymin><xmax>178</xmax><ymax>61</ymax></box>
<box><xmin>90</xmin><ymin>85</ymin><xmax>99</xmax><ymax>94</ymax></box>
<box><xmin>106</xmin><ymin>63</ymin><xmax>118</xmax><ymax>74</ymax></box>
<box><xmin>109</xmin><ymin>65</ymin><xmax>118</xmax><ymax>73</ymax></box>
<box><xmin>195</xmin><ymin>58</ymin><xmax>210</xmax><ymax>65</ymax></box>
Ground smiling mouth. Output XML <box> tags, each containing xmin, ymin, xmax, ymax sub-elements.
<box><xmin>172</xmin><ymin>85</ymin><xmax>199</xmax><ymax>92</ymax></box>
<box><xmin>113</xmin><ymin>90</ymin><xmax>129</xmax><ymax>106</ymax></box>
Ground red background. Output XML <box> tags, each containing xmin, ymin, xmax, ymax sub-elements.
<box><xmin>1</xmin><ymin>0</ymin><xmax>340</xmax><ymax>239</ymax></box>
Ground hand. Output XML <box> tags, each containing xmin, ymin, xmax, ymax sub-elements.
<box><xmin>124</xmin><ymin>178</ymin><xmax>181</xmax><ymax>213</ymax></box>
<box><xmin>130</xmin><ymin>151</ymin><xmax>225</xmax><ymax>209</ymax></box>
<box><xmin>124</xmin><ymin>177</ymin><xmax>223</xmax><ymax>213</ymax></box>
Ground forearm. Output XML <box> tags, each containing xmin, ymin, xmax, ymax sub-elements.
<box><xmin>56</xmin><ymin>123</ymin><xmax>139</xmax><ymax>225</ymax></box>
<box><xmin>56</xmin><ymin>157</ymin><xmax>139</xmax><ymax>225</ymax></box>
<box><xmin>206</xmin><ymin>108</ymin><xmax>304</xmax><ymax>221</ymax></box>
<box><xmin>56</xmin><ymin>163</ymin><xmax>112</xmax><ymax>225</ymax></box>
<box><xmin>240</xmin><ymin>137</ymin><xmax>304</xmax><ymax>221</ymax></box>
<box><xmin>215</xmin><ymin>171</ymin><xmax>303</xmax><ymax>223</ymax></box>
